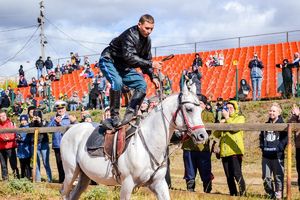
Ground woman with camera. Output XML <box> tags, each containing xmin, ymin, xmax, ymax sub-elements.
<box><xmin>212</xmin><ymin>100</ymin><xmax>246</xmax><ymax>196</ymax></box>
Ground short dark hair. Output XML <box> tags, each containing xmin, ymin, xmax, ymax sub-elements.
<box><xmin>139</xmin><ymin>14</ymin><xmax>154</xmax><ymax>24</ymax></box>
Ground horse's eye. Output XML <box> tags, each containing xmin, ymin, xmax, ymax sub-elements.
<box><xmin>186</xmin><ymin>107</ymin><xmax>193</xmax><ymax>113</ymax></box>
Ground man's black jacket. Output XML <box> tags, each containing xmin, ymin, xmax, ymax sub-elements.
<box><xmin>101</xmin><ymin>25</ymin><xmax>154</xmax><ymax>80</ymax></box>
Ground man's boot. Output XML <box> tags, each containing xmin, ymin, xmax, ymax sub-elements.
<box><xmin>102</xmin><ymin>90</ymin><xmax>121</xmax><ymax>129</ymax></box>
<box><xmin>121</xmin><ymin>90</ymin><xmax>146</xmax><ymax>125</ymax></box>
<box><xmin>186</xmin><ymin>179</ymin><xmax>195</xmax><ymax>192</ymax></box>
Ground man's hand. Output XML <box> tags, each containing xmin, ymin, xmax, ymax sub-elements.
<box><xmin>152</xmin><ymin>78</ymin><xmax>160</xmax><ymax>89</ymax></box>
<box><xmin>152</xmin><ymin>61</ymin><xmax>162</xmax><ymax>70</ymax></box>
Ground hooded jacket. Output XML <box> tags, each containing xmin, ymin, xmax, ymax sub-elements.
<box><xmin>259</xmin><ymin>116</ymin><xmax>287</xmax><ymax>159</ymax></box>
<box><xmin>0</xmin><ymin>118</ymin><xmax>17</xmax><ymax>150</ymax></box>
<box><xmin>213</xmin><ymin>100</ymin><xmax>245</xmax><ymax>157</ymax></box>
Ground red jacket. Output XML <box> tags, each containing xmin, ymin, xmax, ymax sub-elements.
<box><xmin>0</xmin><ymin>118</ymin><xmax>17</xmax><ymax>150</ymax></box>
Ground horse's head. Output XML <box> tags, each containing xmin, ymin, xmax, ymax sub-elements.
<box><xmin>172</xmin><ymin>82</ymin><xmax>208</xmax><ymax>144</ymax></box>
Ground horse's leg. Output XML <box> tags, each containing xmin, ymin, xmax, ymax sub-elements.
<box><xmin>149</xmin><ymin>179</ymin><xmax>170</xmax><ymax>200</ymax></box>
<box><xmin>61</xmin><ymin>164</ymin><xmax>80</xmax><ymax>199</ymax></box>
<box><xmin>120</xmin><ymin>176</ymin><xmax>135</xmax><ymax>200</ymax></box>
<box><xmin>69</xmin><ymin>171</ymin><xmax>91</xmax><ymax>200</ymax></box>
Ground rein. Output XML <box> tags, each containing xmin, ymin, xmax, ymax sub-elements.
<box><xmin>138</xmin><ymin>92</ymin><xmax>205</xmax><ymax>186</ymax></box>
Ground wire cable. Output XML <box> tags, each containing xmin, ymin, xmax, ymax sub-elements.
<box><xmin>0</xmin><ymin>26</ymin><xmax>39</xmax><ymax>67</ymax></box>
<box><xmin>45</xmin><ymin>17</ymin><xmax>99</xmax><ymax>53</ymax></box>
<box><xmin>0</xmin><ymin>25</ymin><xmax>37</xmax><ymax>33</ymax></box>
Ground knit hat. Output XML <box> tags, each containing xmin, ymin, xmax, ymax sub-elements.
<box><xmin>20</xmin><ymin>114</ymin><xmax>29</xmax><ymax>122</ymax></box>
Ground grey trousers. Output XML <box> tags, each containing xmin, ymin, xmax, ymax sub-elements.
<box><xmin>262</xmin><ymin>157</ymin><xmax>284</xmax><ymax>195</ymax></box>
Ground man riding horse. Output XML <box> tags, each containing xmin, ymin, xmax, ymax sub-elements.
<box><xmin>99</xmin><ymin>14</ymin><xmax>161</xmax><ymax>129</ymax></box>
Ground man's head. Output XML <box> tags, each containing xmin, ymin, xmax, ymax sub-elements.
<box><xmin>55</xmin><ymin>100</ymin><xmax>67</xmax><ymax>116</ymax></box>
<box><xmin>0</xmin><ymin>110</ymin><xmax>7</xmax><ymax>123</ymax></box>
<box><xmin>195</xmin><ymin>53</ymin><xmax>199</xmax><ymax>58</ymax></box>
<box><xmin>138</xmin><ymin>14</ymin><xmax>154</xmax><ymax>38</ymax></box>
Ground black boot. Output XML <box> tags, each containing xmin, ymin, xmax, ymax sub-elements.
<box><xmin>102</xmin><ymin>89</ymin><xmax>121</xmax><ymax>129</ymax></box>
<box><xmin>121</xmin><ymin>90</ymin><xmax>146</xmax><ymax>125</ymax></box>
<box><xmin>186</xmin><ymin>179</ymin><xmax>195</xmax><ymax>192</ymax></box>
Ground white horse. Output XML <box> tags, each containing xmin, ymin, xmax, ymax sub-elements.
<box><xmin>60</xmin><ymin>83</ymin><xmax>208</xmax><ymax>200</ymax></box>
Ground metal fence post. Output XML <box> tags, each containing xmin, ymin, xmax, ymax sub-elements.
<box><xmin>286</xmin><ymin>124</ymin><xmax>292</xmax><ymax>200</ymax></box>
<box><xmin>32</xmin><ymin>128</ymin><xmax>39</xmax><ymax>183</ymax></box>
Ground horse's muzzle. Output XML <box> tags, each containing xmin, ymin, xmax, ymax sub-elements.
<box><xmin>191</xmin><ymin>129</ymin><xmax>208</xmax><ymax>144</ymax></box>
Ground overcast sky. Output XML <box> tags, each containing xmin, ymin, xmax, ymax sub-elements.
<box><xmin>0</xmin><ymin>0</ymin><xmax>300</xmax><ymax>78</ymax></box>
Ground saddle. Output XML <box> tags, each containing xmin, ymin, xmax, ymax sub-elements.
<box><xmin>86</xmin><ymin>118</ymin><xmax>140</xmax><ymax>159</ymax></box>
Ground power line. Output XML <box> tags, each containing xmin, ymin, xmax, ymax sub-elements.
<box><xmin>45</xmin><ymin>17</ymin><xmax>99</xmax><ymax>53</ymax></box>
<box><xmin>0</xmin><ymin>25</ymin><xmax>37</xmax><ymax>33</ymax></box>
<box><xmin>47</xmin><ymin>35</ymin><xmax>108</xmax><ymax>45</ymax></box>
<box><xmin>0</xmin><ymin>26</ymin><xmax>39</xmax><ymax>67</ymax></box>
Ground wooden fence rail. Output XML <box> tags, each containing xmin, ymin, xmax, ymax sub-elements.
<box><xmin>0</xmin><ymin>123</ymin><xmax>299</xmax><ymax>200</ymax></box>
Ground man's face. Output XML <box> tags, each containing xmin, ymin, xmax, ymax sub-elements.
<box><xmin>138</xmin><ymin>21</ymin><xmax>154</xmax><ymax>38</ymax></box>
<box><xmin>0</xmin><ymin>112</ymin><xmax>7</xmax><ymax>122</ymax></box>
<box><xmin>57</xmin><ymin>107</ymin><xmax>66</xmax><ymax>116</ymax></box>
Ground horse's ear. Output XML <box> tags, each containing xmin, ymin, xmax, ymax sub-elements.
<box><xmin>181</xmin><ymin>79</ymin><xmax>189</xmax><ymax>94</ymax></box>
<box><xmin>188</xmin><ymin>81</ymin><xmax>197</xmax><ymax>95</ymax></box>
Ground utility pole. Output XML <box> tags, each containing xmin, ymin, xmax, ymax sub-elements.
<box><xmin>38</xmin><ymin>0</ymin><xmax>46</xmax><ymax>61</ymax></box>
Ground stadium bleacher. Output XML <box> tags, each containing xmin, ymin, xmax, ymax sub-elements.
<box><xmin>17</xmin><ymin>41</ymin><xmax>300</xmax><ymax>102</ymax></box>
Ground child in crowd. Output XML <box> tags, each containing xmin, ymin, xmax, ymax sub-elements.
<box><xmin>17</xmin><ymin>114</ymin><xmax>32</xmax><ymax>179</ymax></box>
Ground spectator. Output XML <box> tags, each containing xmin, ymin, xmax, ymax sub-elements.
<box><xmin>81</xmin><ymin>91</ymin><xmax>89</xmax><ymax>110</ymax></box>
<box><xmin>213</xmin><ymin>53</ymin><xmax>220</xmax><ymax>66</ymax></box>
<box><xmin>48</xmin><ymin>100</ymin><xmax>70</xmax><ymax>183</ymax></box>
<box><xmin>212</xmin><ymin>100</ymin><xmax>246</xmax><ymax>196</ymax></box>
<box><xmin>18</xmin><ymin>65</ymin><xmax>25</xmax><ymax>77</ymax></box>
<box><xmin>137</xmin><ymin>98</ymin><xmax>149</xmax><ymax>118</ymax></box>
<box><xmin>18</xmin><ymin>75</ymin><xmax>28</xmax><ymax>88</ymax></box>
<box><xmin>89</xmin><ymin>85</ymin><xmax>100</xmax><ymax>110</ymax></box>
<box><xmin>82</xmin><ymin>114</ymin><xmax>92</xmax><ymax>123</ymax></box>
<box><xmin>35</xmin><ymin>56</ymin><xmax>44</xmax><ymax>79</ymax></box>
<box><xmin>44</xmin><ymin>75</ymin><xmax>52</xmax><ymax>98</ymax></box>
<box><xmin>29</xmin><ymin>77</ymin><xmax>37</xmax><ymax>97</ymax></box>
<box><xmin>293</xmin><ymin>52</ymin><xmax>300</xmax><ymax>67</ymax></box>
<box><xmin>69</xmin><ymin>91</ymin><xmax>80</xmax><ymax>111</ymax></box>
<box><xmin>102</xmin><ymin>106</ymin><xmax>111</xmax><ymax>120</ymax></box>
<box><xmin>219</xmin><ymin>53</ymin><xmax>224</xmax><ymax>66</ymax></box>
<box><xmin>45</xmin><ymin>56</ymin><xmax>53</xmax><ymax>74</ymax></box>
<box><xmin>54</xmin><ymin>64</ymin><xmax>62</xmax><ymax>81</ymax></box>
<box><xmin>186</xmin><ymin>65</ymin><xmax>202</xmax><ymax>96</ymax></box>
<box><xmin>17</xmin><ymin>114</ymin><xmax>32</xmax><ymax>179</ymax></box>
<box><xmin>15</xmin><ymin>89</ymin><xmax>24</xmax><ymax>105</ymax></box>
<box><xmin>94</xmin><ymin>71</ymin><xmax>106</xmax><ymax>109</ymax></box>
<box><xmin>30</xmin><ymin>109</ymin><xmax>52</xmax><ymax>182</ymax></box>
<box><xmin>206</xmin><ymin>55</ymin><xmax>215</xmax><ymax>67</ymax></box>
<box><xmin>148</xmin><ymin>96</ymin><xmax>159</xmax><ymax>113</ymax></box>
<box><xmin>238</xmin><ymin>79</ymin><xmax>251</xmax><ymax>101</ymax></box>
<box><xmin>0</xmin><ymin>110</ymin><xmax>20</xmax><ymax>180</ymax></box>
<box><xmin>182</xmin><ymin>94</ymin><xmax>214</xmax><ymax>193</ymax></box>
<box><xmin>259</xmin><ymin>102</ymin><xmax>287</xmax><ymax>199</ymax></box>
<box><xmin>162</xmin><ymin>74</ymin><xmax>172</xmax><ymax>96</ymax></box>
<box><xmin>289</xmin><ymin>103</ymin><xmax>300</xmax><ymax>191</ymax></box>
<box><xmin>214</xmin><ymin>97</ymin><xmax>225</xmax><ymax>123</ymax></box>
<box><xmin>192</xmin><ymin>53</ymin><xmax>203</xmax><ymax>68</ymax></box>
<box><xmin>37</xmin><ymin>76</ymin><xmax>45</xmax><ymax>98</ymax></box>
<box><xmin>248</xmin><ymin>53</ymin><xmax>264</xmax><ymax>101</ymax></box>
<box><xmin>70</xmin><ymin>52</ymin><xmax>76</xmax><ymax>69</ymax></box>
<box><xmin>0</xmin><ymin>90</ymin><xmax>11</xmax><ymax>109</ymax></box>
<box><xmin>276</xmin><ymin>59</ymin><xmax>293</xmax><ymax>99</ymax></box>
<box><xmin>7</xmin><ymin>85</ymin><xmax>15</xmax><ymax>101</ymax></box>
<box><xmin>83</xmin><ymin>67</ymin><xmax>94</xmax><ymax>79</ymax></box>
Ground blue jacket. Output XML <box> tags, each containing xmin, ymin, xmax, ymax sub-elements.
<box><xmin>249</xmin><ymin>59</ymin><xmax>263</xmax><ymax>78</ymax></box>
<box><xmin>48</xmin><ymin>113</ymin><xmax>70</xmax><ymax>148</ymax></box>
<box><xmin>17</xmin><ymin>124</ymin><xmax>32</xmax><ymax>159</ymax></box>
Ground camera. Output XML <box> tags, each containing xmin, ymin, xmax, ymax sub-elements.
<box><xmin>223</xmin><ymin>103</ymin><xmax>228</xmax><ymax>111</ymax></box>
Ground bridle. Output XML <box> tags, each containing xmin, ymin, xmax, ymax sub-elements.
<box><xmin>171</xmin><ymin>92</ymin><xmax>205</xmax><ymax>135</ymax></box>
